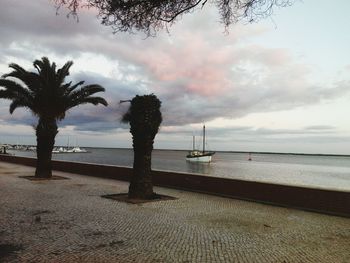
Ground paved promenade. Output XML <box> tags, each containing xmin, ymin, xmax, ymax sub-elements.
<box><xmin>0</xmin><ymin>161</ymin><xmax>349</xmax><ymax>263</ymax></box>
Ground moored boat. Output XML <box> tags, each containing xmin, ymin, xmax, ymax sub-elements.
<box><xmin>186</xmin><ymin>125</ymin><xmax>215</xmax><ymax>163</ymax></box>
<box><xmin>52</xmin><ymin>146</ymin><xmax>88</xmax><ymax>153</ymax></box>
<box><xmin>70</xmin><ymin>147</ymin><xmax>88</xmax><ymax>153</ymax></box>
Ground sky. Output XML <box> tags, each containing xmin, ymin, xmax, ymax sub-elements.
<box><xmin>0</xmin><ymin>0</ymin><xmax>350</xmax><ymax>154</ymax></box>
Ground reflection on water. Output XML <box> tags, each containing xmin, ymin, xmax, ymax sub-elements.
<box><xmin>186</xmin><ymin>162</ymin><xmax>213</xmax><ymax>175</ymax></box>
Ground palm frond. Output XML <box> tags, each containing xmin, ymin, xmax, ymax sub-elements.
<box><xmin>51</xmin><ymin>62</ymin><xmax>57</xmax><ymax>76</ymax></box>
<box><xmin>57</xmin><ymin>61</ymin><xmax>73</xmax><ymax>85</ymax></box>
<box><xmin>0</xmin><ymin>89</ymin><xmax>15</xmax><ymax>100</ymax></box>
<box><xmin>69</xmin><ymin>84</ymin><xmax>105</xmax><ymax>101</ymax></box>
<box><xmin>3</xmin><ymin>68</ymin><xmax>40</xmax><ymax>93</ymax></box>
<box><xmin>2</xmin><ymin>63</ymin><xmax>26</xmax><ymax>78</ymax></box>
<box><xmin>63</xmin><ymin>80</ymin><xmax>84</xmax><ymax>96</ymax></box>
<box><xmin>41</xmin><ymin>57</ymin><xmax>51</xmax><ymax>69</ymax></box>
<box><xmin>33</xmin><ymin>58</ymin><xmax>44</xmax><ymax>74</ymax></box>
<box><xmin>0</xmin><ymin>79</ymin><xmax>33</xmax><ymax>100</ymax></box>
<box><xmin>33</xmin><ymin>57</ymin><xmax>53</xmax><ymax>78</ymax></box>
<box><xmin>67</xmin><ymin>96</ymin><xmax>108</xmax><ymax>110</ymax></box>
<box><xmin>1</xmin><ymin>57</ymin><xmax>107</xmax><ymax>122</ymax></box>
<box><xmin>82</xmin><ymin>96</ymin><xmax>108</xmax><ymax>106</ymax></box>
<box><xmin>9</xmin><ymin>99</ymin><xmax>32</xmax><ymax>114</ymax></box>
<box><xmin>33</xmin><ymin>57</ymin><xmax>59</xmax><ymax>98</ymax></box>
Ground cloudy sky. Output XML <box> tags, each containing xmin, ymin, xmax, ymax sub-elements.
<box><xmin>0</xmin><ymin>0</ymin><xmax>349</xmax><ymax>154</ymax></box>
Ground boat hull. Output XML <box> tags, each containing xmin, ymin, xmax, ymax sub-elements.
<box><xmin>186</xmin><ymin>155</ymin><xmax>212</xmax><ymax>162</ymax></box>
<box><xmin>186</xmin><ymin>152</ymin><xmax>215</xmax><ymax>163</ymax></box>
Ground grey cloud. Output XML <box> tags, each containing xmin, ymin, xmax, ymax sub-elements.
<box><xmin>1</xmin><ymin>63</ymin><xmax>348</xmax><ymax>134</ymax></box>
<box><xmin>69</xmin><ymin>121</ymin><xmax>128</xmax><ymax>132</ymax></box>
<box><xmin>251</xmin><ymin>135</ymin><xmax>350</xmax><ymax>144</ymax></box>
<box><xmin>0</xmin><ymin>101</ymin><xmax>37</xmax><ymax>126</ymax></box>
<box><xmin>0</xmin><ymin>0</ymin><xmax>101</xmax><ymax>43</ymax></box>
<box><xmin>27</xmin><ymin>73</ymin><xmax>350</xmax><ymax>133</ymax></box>
<box><xmin>158</xmin><ymin>125</ymin><xmax>336</xmax><ymax>138</ymax></box>
<box><xmin>253</xmin><ymin>128</ymin><xmax>336</xmax><ymax>136</ymax></box>
<box><xmin>304</xmin><ymin>125</ymin><xmax>336</xmax><ymax>131</ymax></box>
<box><xmin>67</xmin><ymin>65</ymin><xmax>349</xmax><ymax>131</ymax></box>
<box><xmin>1</xmin><ymin>0</ymin><xmax>350</xmax><ymax>136</ymax></box>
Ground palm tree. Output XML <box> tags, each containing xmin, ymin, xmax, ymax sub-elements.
<box><xmin>122</xmin><ymin>94</ymin><xmax>162</xmax><ymax>199</ymax></box>
<box><xmin>0</xmin><ymin>57</ymin><xmax>108</xmax><ymax>178</ymax></box>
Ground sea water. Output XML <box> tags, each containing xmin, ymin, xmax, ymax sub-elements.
<box><xmin>10</xmin><ymin>148</ymin><xmax>350</xmax><ymax>192</ymax></box>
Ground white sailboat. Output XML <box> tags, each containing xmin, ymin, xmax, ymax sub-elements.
<box><xmin>186</xmin><ymin>125</ymin><xmax>215</xmax><ymax>163</ymax></box>
<box><xmin>52</xmin><ymin>137</ymin><xmax>88</xmax><ymax>153</ymax></box>
<box><xmin>52</xmin><ymin>146</ymin><xmax>88</xmax><ymax>153</ymax></box>
<box><xmin>70</xmin><ymin>146</ymin><xmax>88</xmax><ymax>153</ymax></box>
<box><xmin>70</xmin><ymin>138</ymin><xmax>88</xmax><ymax>153</ymax></box>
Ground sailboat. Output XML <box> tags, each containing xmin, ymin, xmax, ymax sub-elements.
<box><xmin>186</xmin><ymin>125</ymin><xmax>215</xmax><ymax>163</ymax></box>
<box><xmin>52</xmin><ymin>137</ymin><xmax>88</xmax><ymax>153</ymax></box>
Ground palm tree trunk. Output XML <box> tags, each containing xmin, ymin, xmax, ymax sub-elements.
<box><xmin>128</xmin><ymin>134</ymin><xmax>154</xmax><ymax>199</ymax></box>
<box><xmin>35</xmin><ymin>118</ymin><xmax>58</xmax><ymax>178</ymax></box>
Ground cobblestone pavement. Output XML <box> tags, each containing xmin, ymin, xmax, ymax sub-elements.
<box><xmin>0</xmin><ymin>161</ymin><xmax>349</xmax><ymax>263</ymax></box>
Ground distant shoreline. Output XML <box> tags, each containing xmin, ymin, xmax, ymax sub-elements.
<box><xmin>165</xmin><ymin>149</ymin><xmax>350</xmax><ymax>158</ymax></box>
<box><xmin>6</xmin><ymin>144</ymin><xmax>350</xmax><ymax>158</ymax></box>
<box><xmin>224</xmin><ymin>151</ymin><xmax>350</xmax><ymax>158</ymax></box>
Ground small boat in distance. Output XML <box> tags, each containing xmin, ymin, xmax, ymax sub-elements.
<box><xmin>248</xmin><ymin>153</ymin><xmax>252</xmax><ymax>161</ymax></box>
<box><xmin>52</xmin><ymin>146</ymin><xmax>88</xmax><ymax>153</ymax></box>
<box><xmin>52</xmin><ymin>147</ymin><xmax>64</xmax><ymax>153</ymax></box>
<box><xmin>186</xmin><ymin>125</ymin><xmax>215</xmax><ymax>163</ymax></box>
<box><xmin>52</xmin><ymin>136</ymin><xmax>88</xmax><ymax>153</ymax></box>
<box><xmin>70</xmin><ymin>146</ymin><xmax>88</xmax><ymax>153</ymax></box>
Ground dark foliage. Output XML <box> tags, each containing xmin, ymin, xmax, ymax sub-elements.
<box><xmin>0</xmin><ymin>244</ymin><xmax>23</xmax><ymax>261</ymax></box>
<box><xmin>54</xmin><ymin>0</ymin><xmax>294</xmax><ymax>35</ymax></box>
<box><xmin>0</xmin><ymin>57</ymin><xmax>108</xmax><ymax>178</ymax></box>
<box><xmin>122</xmin><ymin>94</ymin><xmax>162</xmax><ymax>199</ymax></box>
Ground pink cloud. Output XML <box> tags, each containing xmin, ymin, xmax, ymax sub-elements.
<box><xmin>124</xmin><ymin>35</ymin><xmax>236</xmax><ymax>96</ymax></box>
<box><xmin>2</xmin><ymin>0</ymin><xmax>349</xmax><ymax>130</ymax></box>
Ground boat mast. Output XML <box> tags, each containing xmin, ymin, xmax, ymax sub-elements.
<box><xmin>192</xmin><ymin>135</ymin><xmax>195</xmax><ymax>151</ymax></box>
<box><xmin>203</xmin><ymin>125</ymin><xmax>205</xmax><ymax>153</ymax></box>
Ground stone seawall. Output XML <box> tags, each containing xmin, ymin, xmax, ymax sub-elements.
<box><xmin>0</xmin><ymin>154</ymin><xmax>349</xmax><ymax>217</ymax></box>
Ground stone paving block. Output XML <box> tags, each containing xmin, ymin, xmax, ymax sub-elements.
<box><xmin>0</xmin><ymin>161</ymin><xmax>349</xmax><ymax>263</ymax></box>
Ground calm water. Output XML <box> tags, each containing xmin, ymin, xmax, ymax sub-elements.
<box><xmin>10</xmin><ymin>148</ymin><xmax>350</xmax><ymax>191</ymax></box>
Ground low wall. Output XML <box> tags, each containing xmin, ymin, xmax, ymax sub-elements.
<box><xmin>1</xmin><ymin>154</ymin><xmax>349</xmax><ymax>217</ymax></box>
